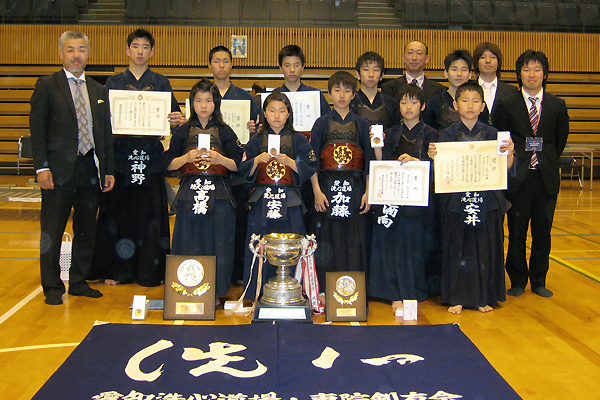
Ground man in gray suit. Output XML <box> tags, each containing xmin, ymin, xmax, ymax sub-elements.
<box><xmin>30</xmin><ymin>31</ymin><xmax>115</xmax><ymax>305</ymax></box>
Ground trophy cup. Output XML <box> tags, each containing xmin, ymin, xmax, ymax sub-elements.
<box><xmin>249</xmin><ymin>233</ymin><xmax>317</xmax><ymax>323</ymax></box>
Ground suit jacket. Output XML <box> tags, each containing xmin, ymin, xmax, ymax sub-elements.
<box><xmin>487</xmin><ymin>81</ymin><xmax>519</xmax><ymax>116</ymax></box>
<box><xmin>30</xmin><ymin>70</ymin><xmax>114</xmax><ymax>185</ymax></box>
<box><xmin>492</xmin><ymin>90</ymin><xmax>569</xmax><ymax>196</ymax></box>
<box><xmin>381</xmin><ymin>74</ymin><xmax>446</xmax><ymax>102</ymax></box>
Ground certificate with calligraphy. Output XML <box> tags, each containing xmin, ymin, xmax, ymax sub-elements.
<box><xmin>109</xmin><ymin>90</ymin><xmax>171</xmax><ymax>136</ymax></box>
<box><xmin>261</xmin><ymin>91</ymin><xmax>321</xmax><ymax>131</ymax></box>
<box><xmin>368</xmin><ymin>161</ymin><xmax>430</xmax><ymax>206</ymax></box>
<box><xmin>221</xmin><ymin>99</ymin><xmax>251</xmax><ymax>144</ymax></box>
<box><xmin>434</xmin><ymin>140</ymin><xmax>508</xmax><ymax>194</ymax></box>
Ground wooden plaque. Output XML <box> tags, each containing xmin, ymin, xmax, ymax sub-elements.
<box><xmin>325</xmin><ymin>271</ymin><xmax>367</xmax><ymax>322</ymax></box>
<box><xmin>164</xmin><ymin>255</ymin><xmax>216</xmax><ymax>320</ymax></box>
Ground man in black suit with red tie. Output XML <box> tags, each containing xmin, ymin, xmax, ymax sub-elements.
<box><xmin>381</xmin><ymin>40</ymin><xmax>446</xmax><ymax>102</ymax></box>
<box><xmin>30</xmin><ymin>31</ymin><xmax>115</xmax><ymax>305</ymax></box>
<box><xmin>493</xmin><ymin>50</ymin><xmax>569</xmax><ymax>298</ymax></box>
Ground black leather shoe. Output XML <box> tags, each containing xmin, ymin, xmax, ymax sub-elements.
<box><xmin>68</xmin><ymin>286</ymin><xmax>103</xmax><ymax>298</ymax></box>
<box><xmin>532</xmin><ymin>287</ymin><xmax>553</xmax><ymax>298</ymax></box>
<box><xmin>507</xmin><ymin>287</ymin><xmax>525</xmax><ymax>297</ymax></box>
<box><xmin>45</xmin><ymin>291</ymin><xmax>64</xmax><ymax>305</ymax></box>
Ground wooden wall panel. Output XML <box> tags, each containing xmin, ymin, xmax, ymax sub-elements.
<box><xmin>0</xmin><ymin>25</ymin><xmax>598</xmax><ymax>72</ymax></box>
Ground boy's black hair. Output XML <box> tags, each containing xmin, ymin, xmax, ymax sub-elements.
<box><xmin>444</xmin><ymin>50</ymin><xmax>473</xmax><ymax>72</ymax></box>
<box><xmin>397</xmin><ymin>83</ymin><xmax>425</xmax><ymax>106</ymax></box>
<box><xmin>278</xmin><ymin>45</ymin><xmax>306</xmax><ymax>67</ymax></box>
<box><xmin>355</xmin><ymin>51</ymin><xmax>385</xmax><ymax>73</ymax></box>
<box><xmin>259</xmin><ymin>92</ymin><xmax>295</xmax><ymax>134</ymax></box>
<box><xmin>187</xmin><ymin>78</ymin><xmax>225</xmax><ymax>127</ymax></box>
<box><xmin>208</xmin><ymin>46</ymin><xmax>232</xmax><ymax>63</ymax></box>
<box><xmin>473</xmin><ymin>42</ymin><xmax>503</xmax><ymax>78</ymax></box>
<box><xmin>455</xmin><ymin>81</ymin><xmax>484</xmax><ymax>102</ymax></box>
<box><xmin>515</xmin><ymin>49</ymin><xmax>549</xmax><ymax>89</ymax></box>
<box><xmin>328</xmin><ymin>71</ymin><xmax>357</xmax><ymax>93</ymax></box>
<box><xmin>127</xmin><ymin>28</ymin><xmax>154</xmax><ymax>48</ymax></box>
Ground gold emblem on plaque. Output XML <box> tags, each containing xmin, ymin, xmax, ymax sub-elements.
<box><xmin>333</xmin><ymin>145</ymin><xmax>353</xmax><ymax>165</ymax></box>
<box><xmin>266</xmin><ymin>160</ymin><xmax>286</xmax><ymax>181</ymax></box>
<box><xmin>334</xmin><ymin>275</ymin><xmax>358</xmax><ymax>305</ymax></box>
<box><xmin>171</xmin><ymin>282</ymin><xmax>210</xmax><ymax>297</ymax></box>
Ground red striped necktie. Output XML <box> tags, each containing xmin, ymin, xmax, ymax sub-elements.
<box><xmin>529</xmin><ymin>96</ymin><xmax>539</xmax><ymax>168</ymax></box>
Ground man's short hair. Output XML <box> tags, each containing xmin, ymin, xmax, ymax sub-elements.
<box><xmin>127</xmin><ymin>28</ymin><xmax>155</xmax><ymax>48</ymax></box>
<box><xmin>58</xmin><ymin>31</ymin><xmax>89</xmax><ymax>51</ymax></box>
<box><xmin>404</xmin><ymin>40</ymin><xmax>429</xmax><ymax>55</ymax></box>
<box><xmin>455</xmin><ymin>81</ymin><xmax>484</xmax><ymax>102</ymax></box>
<box><xmin>355</xmin><ymin>51</ymin><xmax>385</xmax><ymax>73</ymax></box>
<box><xmin>328</xmin><ymin>71</ymin><xmax>357</xmax><ymax>93</ymax></box>
<box><xmin>397</xmin><ymin>83</ymin><xmax>425</xmax><ymax>105</ymax></box>
<box><xmin>444</xmin><ymin>50</ymin><xmax>473</xmax><ymax>71</ymax></box>
<box><xmin>252</xmin><ymin>82</ymin><xmax>266</xmax><ymax>94</ymax></box>
<box><xmin>209</xmin><ymin>46</ymin><xmax>232</xmax><ymax>63</ymax></box>
<box><xmin>278</xmin><ymin>45</ymin><xmax>305</xmax><ymax>67</ymax></box>
<box><xmin>516</xmin><ymin>50</ymin><xmax>549</xmax><ymax>89</ymax></box>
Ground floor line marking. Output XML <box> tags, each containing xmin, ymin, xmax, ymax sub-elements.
<box><xmin>0</xmin><ymin>286</ymin><xmax>43</xmax><ymax>326</ymax></box>
<box><xmin>550</xmin><ymin>254</ymin><xmax>600</xmax><ymax>284</ymax></box>
<box><xmin>0</xmin><ymin>343</ymin><xmax>79</xmax><ymax>354</ymax></box>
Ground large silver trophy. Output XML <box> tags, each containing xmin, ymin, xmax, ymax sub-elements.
<box><xmin>249</xmin><ymin>233</ymin><xmax>317</xmax><ymax>322</ymax></box>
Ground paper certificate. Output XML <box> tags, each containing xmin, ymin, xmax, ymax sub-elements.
<box><xmin>109</xmin><ymin>90</ymin><xmax>171</xmax><ymax>136</ymax></box>
<box><xmin>368</xmin><ymin>161</ymin><xmax>430</xmax><ymax>207</ymax></box>
<box><xmin>434</xmin><ymin>140</ymin><xmax>507</xmax><ymax>194</ymax></box>
<box><xmin>221</xmin><ymin>99</ymin><xmax>251</xmax><ymax>144</ymax></box>
<box><xmin>261</xmin><ymin>91</ymin><xmax>321</xmax><ymax>131</ymax></box>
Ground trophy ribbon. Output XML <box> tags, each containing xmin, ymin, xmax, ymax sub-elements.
<box><xmin>234</xmin><ymin>234</ymin><xmax>265</xmax><ymax>316</ymax></box>
<box><xmin>294</xmin><ymin>235</ymin><xmax>323</xmax><ymax>313</ymax></box>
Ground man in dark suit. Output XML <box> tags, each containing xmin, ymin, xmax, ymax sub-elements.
<box><xmin>30</xmin><ymin>31</ymin><xmax>115</xmax><ymax>305</ymax></box>
<box><xmin>493</xmin><ymin>50</ymin><xmax>569</xmax><ymax>298</ymax></box>
<box><xmin>381</xmin><ymin>40</ymin><xmax>446</xmax><ymax>102</ymax></box>
<box><xmin>473</xmin><ymin>42</ymin><xmax>518</xmax><ymax>125</ymax></box>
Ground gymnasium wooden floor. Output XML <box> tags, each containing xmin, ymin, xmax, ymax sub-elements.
<box><xmin>0</xmin><ymin>175</ymin><xmax>599</xmax><ymax>400</ymax></box>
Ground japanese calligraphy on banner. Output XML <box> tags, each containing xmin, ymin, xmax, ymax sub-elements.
<box><xmin>221</xmin><ymin>99</ymin><xmax>251</xmax><ymax>144</ymax></box>
<box><xmin>261</xmin><ymin>91</ymin><xmax>321</xmax><ymax>132</ymax></box>
<box><xmin>32</xmin><ymin>323</ymin><xmax>521</xmax><ymax>400</ymax></box>
<box><xmin>368</xmin><ymin>161</ymin><xmax>430</xmax><ymax>207</ymax></box>
<box><xmin>433</xmin><ymin>140</ymin><xmax>507</xmax><ymax>194</ymax></box>
<box><xmin>109</xmin><ymin>90</ymin><xmax>171</xmax><ymax>136</ymax></box>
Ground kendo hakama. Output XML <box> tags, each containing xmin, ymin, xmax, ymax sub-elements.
<box><xmin>164</xmin><ymin>119</ymin><xmax>243</xmax><ymax>297</ymax></box>
<box><xmin>309</xmin><ymin>110</ymin><xmax>373</xmax><ymax>288</ymax></box>
<box><xmin>239</xmin><ymin>128</ymin><xmax>317</xmax><ymax>300</ymax></box>
<box><xmin>369</xmin><ymin>121</ymin><xmax>437</xmax><ymax>302</ymax></box>
<box><xmin>438</xmin><ymin>121</ymin><xmax>509</xmax><ymax>309</ymax></box>
<box><xmin>90</xmin><ymin>68</ymin><xmax>179</xmax><ymax>287</ymax></box>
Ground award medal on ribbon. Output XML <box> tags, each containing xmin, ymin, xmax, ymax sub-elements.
<box><xmin>333</xmin><ymin>275</ymin><xmax>359</xmax><ymax>305</ymax></box>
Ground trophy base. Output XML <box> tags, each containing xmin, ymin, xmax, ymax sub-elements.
<box><xmin>252</xmin><ymin>300</ymin><xmax>313</xmax><ymax>323</ymax></box>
